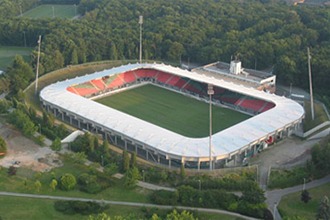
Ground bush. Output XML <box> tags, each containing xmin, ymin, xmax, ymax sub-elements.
<box><xmin>78</xmin><ymin>173</ymin><xmax>102</xmax><ymax>194</ymax></box>
<box><xmin>54</xmin><ymin>200</ymin><xmax>108</xmax><ymax>215</ymax></box>
<box><xmin>150</xmin><ymin>190</ymin><xmax>179</xmax><ymax>205</ymax></box>
<box><xmin>60</xmin><ymin>173</ymin><xmax>77</xmax><ymax>191</ymax></box>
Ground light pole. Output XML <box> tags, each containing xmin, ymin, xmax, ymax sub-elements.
<box><xmin>208</xmin><ymin>84</ymin><xmax>214</xmax><ymax>170</ymax></box>
<box><xmin>138</xmin><ymin>15</ymin><xmax>143</xmax><ymax>63</ymax></box>
<box><xmin>273</xmin><ymin>202</ymin><xmax>277</xmax><ymax>220</ymax></box>
<box><xmin>289</xmin><ymin>83</ymin><xmax>292</xmax><ymax>98</ymax></box>
<box><xmin>198</xmin><ymin>179</ymin><xmax>201</xmax><ymax>191</ymax></box>
<box><xmin>307</xmin><ymin>47</ymin><xmax>314</xmax><ymax>120</ymax></box>
<box><xmin>19</xmin><ymin>4</ymin><xmax>22</xmax><ymax>17</ymax></box>
<box><xmin>35</xmin><ymin>35</ymin><xmax>41</xmax><ymax>95</ymax></box>
<box><xmin>303</xmin><ymin>178</ymin><xmax>306</xmax><ymax>191</ymax></box>
<box><xmin>101</xmin><ymin>155</ymin><xmax>104</xmax><ymax>167</ymax></box>
<box><xmin>142</xmin><ymin>170</ymin><xmax>145</xmax><ymax>182</ymax></box>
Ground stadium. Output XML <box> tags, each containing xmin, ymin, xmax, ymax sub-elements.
<box><xmin>40</xmin><ymin>62</ymin><xmax>305</xmax><ymax>169</ymax></box>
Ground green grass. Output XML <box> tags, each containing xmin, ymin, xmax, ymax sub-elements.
<box><xmin>0</xmin><ymin>46</ymin><xmax>32</xmax><ymax>70</ymax></box>
<box><xmin>23</xmin><ymin>5</ymin><xmax>77</xmax><ymax>19</ymax></box>
<box><xmin>303</xmin><ymin>101</ymin><xmax>329</xmax><ymax>131</ymax></box>
<box><xmin>0</xmin><ymin>197</ymin><xmax>244</xmax><ymax>220</ymax></box>
<box><xmin>278</xmin><ymin>183</ymin><xmax>330</xmax><ymax>219</ymax></box>
<box><xmin>0</xmin><ymin>196</ymin><xmax>81</xmax><ymax>220</ymax></box>
<box><xmin>96</xmin><ymin>84</ymin><xmax>251</xmax><ymax>138</ymax></box>
<box><xmin>0</xmin><ymin>155</ymin><xmax>150</xmax><ymax>203</ymax></box>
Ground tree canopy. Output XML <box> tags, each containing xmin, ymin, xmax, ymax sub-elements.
<box><xmin>0</xmin><ymin>0</ymin><xmax>329</xmax><ymax>98</ymax></box>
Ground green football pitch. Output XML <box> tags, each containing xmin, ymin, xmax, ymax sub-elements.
<box><xmin>0</xmin><ymin>46</ymin><xmax>32</xmax><ymax>70</ymax></box>
<box><xmin>23</xmin><ymin>5</ymin><xmax>77</xmax><ymax>19</ymax></box>
<box><xmin>96</xmin><ymin>84</ymin><xmax>251</xmax><ymax>138</ymax></box>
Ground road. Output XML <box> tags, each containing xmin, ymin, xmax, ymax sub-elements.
<box><xmin>0</xmin><ymin>191</ymin><xmax>258</xmax><ymax>220</ymax></box>
<box><xmin>266</xmin><ymin>174</ymin><xmax>330</xmax><ymax>220</ymax></box>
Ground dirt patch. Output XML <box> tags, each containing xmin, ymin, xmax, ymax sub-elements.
<box><xmin>0</xmin><ymin>122</ymin><xmax>62</xmax><ymax>172</ymax></box>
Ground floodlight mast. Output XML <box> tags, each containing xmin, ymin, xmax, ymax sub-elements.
<box><xmin>208</xmin><ymin>84</ymin><xmax>214</xmax><ymax>170</ymax></box>
<box><xmin>139</xmin><ymin>15</ymin><xmax>143</xmax><ymax>63</ymax></box>
<box><xmin>35</xmin><ymin>35</ymin><xmax>41</xmax><ymax>95</ymax></box>
<box><xmin>307</xmin><ymin>47</ymin><xmax>314</xmax><ymax>120</ymax></box>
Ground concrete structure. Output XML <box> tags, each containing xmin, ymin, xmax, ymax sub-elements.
<box><xmin>40</xmin><ymin>63</ymin><xmax>304</xmax><ymax>169</ymax></box>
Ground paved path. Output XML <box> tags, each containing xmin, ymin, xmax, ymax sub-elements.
<box><xmin>0</xmin><ymin>191</ymin><xmax>258</xmax><ymax>220</ymax></box>
<box><xmin>113</xmin><ymin>173</ymin><xmax>176</xmax><ymax>192</ymax></box>
<box><xmin>266</xmin><ymin>174</ymin><xmax>330</xmax><ymax>220</ymax></box>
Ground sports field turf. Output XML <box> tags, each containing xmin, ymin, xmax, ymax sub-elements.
<box><xmin>96</xmin><ymin>84</ymin><xmax>251</xmax><ymax>138</ymax></box>
<box><xmin>0</xmin><ymin>46</ymin><xmax>32</xmax><ymax>70</ymax></box>
<box><xmin>23</xmin><ymin>5</ymin><xmax>77</xmax><ymax>19</ymax></box>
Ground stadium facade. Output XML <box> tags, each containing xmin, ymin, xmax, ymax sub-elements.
<box><xmin>40</xmin><ymin>63</ymin><xmax>305</xmax><ymax>169</ymax></box>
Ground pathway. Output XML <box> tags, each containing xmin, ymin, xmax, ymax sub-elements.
<box><xmin>0</xmin><ymin>191</ymin><xmax>258</xmax><ymax>220</ymax></box>
<box><xmin>266</xmin><ymin>174</ymin><xmax>330</xmax><ymax>220</ymax></box>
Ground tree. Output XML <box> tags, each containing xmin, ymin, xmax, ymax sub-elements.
<box><xmin>50</xmin><ymin>179</ymin><xmax>58</xmax><ymax>191</ymax></box>
<box><xmin>316</xmin><ymin>196</ymin><xmax>330</xmax><ymax>220</ymax></box>
<box><xmin>34</xmin><ymin>180</ymin><xmax>42</xmax><ymax>192</ymax></box>
<box><xmin>241</xmin><ymin>185</ymin><xmax>266</xmax><ymax>204</ymax></box>
<box><xmin>50</xmin><ymin>137</ymin><xmax>62</xmax><ymax>151</ymax></box>
<box><xmin>130</xmin><ymin>152</ymin><xmax>137</xmax><ymax>168</ymax></box>
<box><xmin>301</xmin><ymin>190</ymin><xmax>311</xmax><ymax>203</ymax></box>
<box><xmin>6</xmin><ymin>55</ymin><xmax>34</xmax><ymax>95</ymax></box>
<box><xmin>60</xmin><ymin>173</ymin><xmax>77</xmax><ymax>191</ymax></box>
<box><xmin>124</xmin><ymin>167</ymin><xmax>140</xmax><ymax>188</ymax></box>
<box><xmin>0</xmin><ymin>136</ymin><xmax>7</xmax><ymax>155</ymax></box>
<box><xmin>122</xmin><ymin>150</ymin><xmax>130</xmax><ymax>172</ymax></box>
<box><xmin>166</xmin><ymin>209</ymin><xmax>197</xmax><ymax>220</ymax></box>
<box><xmin>180</xmin><ymin>164</ymin><xmax>186</xmax><ymax>180</ymax></box>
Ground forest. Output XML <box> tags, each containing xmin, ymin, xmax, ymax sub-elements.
<box><xmin>0</xmin><ymin>0</ymin><xmax>329</xmax><ymax>101</ymax></box>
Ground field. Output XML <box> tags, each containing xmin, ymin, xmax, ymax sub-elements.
<box><xmin>278</xmin><ymin>183</ymin><xmax>330</xmax><ymax>219</ymax></box>
<box><xmin>23</xmin><ymin>5</ymin><xmax>77</xmax><ymax>19</ymax></box>
<box><xmin>303</xmin><ymin>101</ymin><xmax>329</xmax><ymax>131</ymax></box>
<box><xmin>0</xmin><ymin>46</ymin><xmax>32</xmax><ymax>70</ymax></box>
<box><xmin>96</xmin><ymin>84</ymin><xmax>251</xmax><ymax>138</ymax></box>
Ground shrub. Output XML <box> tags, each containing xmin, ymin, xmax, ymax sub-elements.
<box><xmin>150</xmin><ymin>190</ymin><xmax>179</xmax><ymax>205</ymax></box>
<box><xmin>54</xmin><ymin>200</ymin><xmax>108</xmax><ymax>215</ymax></box>
<box><xmin>60</xmin><ymin>173</ymin><xmax>77</xmax><ymax>191</ymax></box>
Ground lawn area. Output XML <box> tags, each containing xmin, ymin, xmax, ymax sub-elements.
<box><xmin>0</xmin><ymin>196</ymin><xmax>245</xmax><ymax>220</ymax></box>
<box><xmin>0</xmin><ymin>154</ymin><xmax>150</xmax><ymax>203</ymax></box>
<box><xmin>96</xmin><ymin>84</ymin><xmax>251</xmax><ymax>138</ymax></box>
<box><xmin>0</xmin><ymin>46</ymin><xmax>32</xmax><ymax>70</ymax></box>
<box><xmin>303</xmin><ymin>101</ymin><xmax>329</xmax><ymax>131</ymax></box>
<box><xmin>278</xmin><ymin>182</ymin><xmax>330</xmax><ymax>219</ymax></box>
<box><xmin>23</xmin><ymin>5</ymin><xmax>77</xmax><ymax>19</ymax></box>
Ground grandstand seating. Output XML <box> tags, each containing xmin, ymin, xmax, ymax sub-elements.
<box><xmin>108</xmin><ymin>76</ymin><xmax>125</xmax><ymax>89</ymax></box>
<box><xmin>66</xmin><ymin>68</ymin><xmax>274</xmax><ymax>116</ymax></box>
<box><xmin>238</xmin><ymin>99</ymin><xmax>268</xmax><ymax>113</ymax></box>
<box><xmin>260</xmin><ymin>102</ymin><xmax>275</xmax><ymax>112</ymax></box>
<box><xmin>121</xmin><ymin>71</ymin><xmax>136</xmax><ymax>83</ymax></box>
<box><xmin>91</xmin><ymin>79</ymin><xmax>106</xmax><ymax>90</ymax></box>
<box><xmin>166</xmin><ymin>75</ymin><xmax>181</xmax><ymax>86</ymax></box>
<box><xmin>156</xmin><ymin>72</ymin><xmax>172</xmax><ymax>83</ymax></box>
<box><xmin>134</xmin><ymin>69</ymin><xmax>158</xmax><ymax>78</ymax></box>
<box><xmin>174</xmin><ymin>78</ymin><xmax>188</xmax><ymax>88</ymax></box>
<box><xmin>220</xmin><ymin>92</ymin><xmax>242</xmax><ymax>105</ymax></box>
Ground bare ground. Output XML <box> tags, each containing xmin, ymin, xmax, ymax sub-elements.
<box><xmin>0</xmin><ymin>122</ymin><xmax>62</xmax><ymax>172</ymax></box>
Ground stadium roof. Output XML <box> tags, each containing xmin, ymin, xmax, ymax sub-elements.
<box><xmin>40</xmin><ymin>63</ymin><xmax>305</xmax><ymax>160</ymax></box>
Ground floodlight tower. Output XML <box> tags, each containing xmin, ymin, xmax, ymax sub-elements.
<box><xmin>307</xmin><ymin>47</ymin><xmax>314</xmax><ymax>120</ymax></box>
<box><xmin>208</xmin><ymin>84</ymin><xmax>214</xmax><ymax>170</ymax></box>
<box><xmin>139</xmin><ymin>15</ymin><xmax>143</xmax><ymax>63</ymax></box>
<box><xmin>35</xmin><ymin>35</ymin><xmax>41</xmax><ymax>95</ymax></box>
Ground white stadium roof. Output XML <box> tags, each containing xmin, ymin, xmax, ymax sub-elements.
<box><xmin>40</xmin><ymin>63</ymin><xmax>304</xmax><ymax>160</ymax></box>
